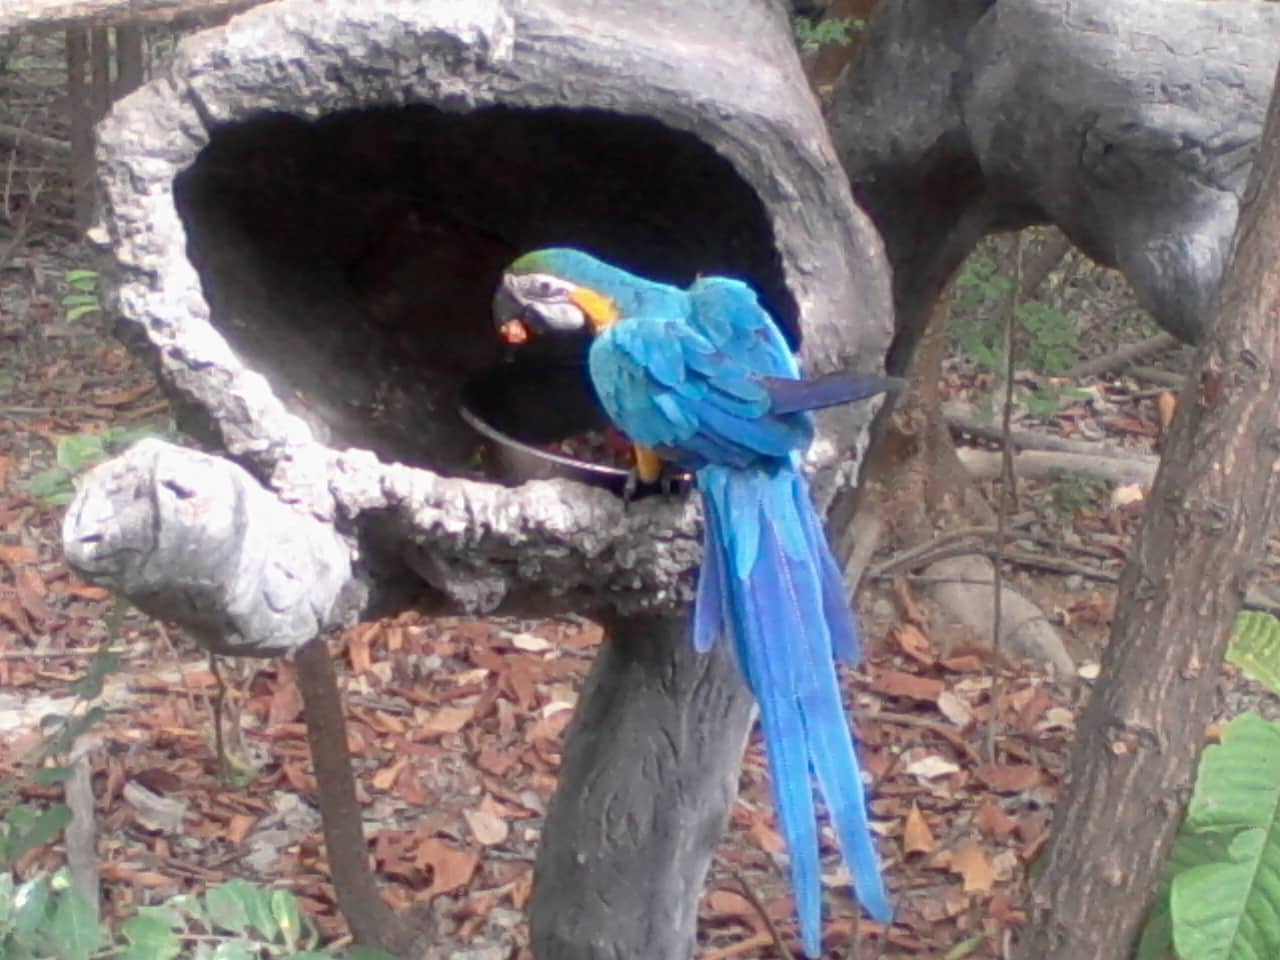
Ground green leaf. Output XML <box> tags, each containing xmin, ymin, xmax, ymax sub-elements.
<box><xmin>271</xmin><ymin>889</ymin><xmax>300</xmax><ymax>951</ymax></box>
<box><xmin>44</xmin><ymin>886</ymin><xmax>98</xmax><ymax>960</ymax></box>
<box><xmin>1228</xmin><ymin>612</ymin><xmax>1280</xmax><ymax>699</ymax></box>
<box><xmin>12</xmin><ymin>876</ymin><xmax>51</xmax><ymax>940</ymax></box>
<box><xmin>133</xmin><ymin>904</ymin><xmax>185</xmax><ymax>930</ymax></box>
<box><xmin>8</xmin><ymin>806</ymin><xmax>71</xmax><ymax>863</ymax></box>
<box><xmin>71</xmin><ymin>651</ymin><xmax>121</xmax><ymax>702</ymax></box>
<box><xmin>121</xmin><ymin>914</ymin><xmax>182</xmax><ymax>960</ymax></box>
<box><xmin>205</xmin><ymin>880</ymin><xmax>254</xmax><ymax>935</ymax></box>
<box><xmin>1170</xmin><ymin>714</ymin><xmax>1280</xmax><ymax>960</ymax></box>
<box><xmin>64</xmin><ymin>270</ymin><xmax>99</xmax><ymax>287</ymax></box>
<box><xmin>1137</xmin><ymin>830</ymin><xmax>1233</xmax><ymax>960</ymax></box>
<box><xmin>343</xmin><ymin>949</ymin><xmax>406</xmax><ymax>960</ymax></box>
<box><xmin>210</xmin><ymin>941</ymin><xmax>255</xmax><ymax>960</ymax></box>
<box><xmin>65</xmin><ymin>304</ymin><xmax>102</xmax><ymax>322</ymax></box>
<box><xmin>60</xmin><ymin>294</ymin><xmax>100</xmax><ymax>307</ymax></box>
<box><xmin>0</xmin><ymin>870</ymin><xmax>15</xmax><ymax>930</ymax></box>
<box><xmin>241</xmin><ymin>882</ymin><xmax>277</xmax><ymax>943</ymax></box>
<box><xmin>31</xmin><ymin>767</ymin><xmax>75</xmax><ymax>787</ymax></box>
<box><xmin>24</xmin><ymin>468</ymin><xmax>73</xmax><ymax>502</ymax></box>
<box><xmin>55</xmin><ymin>434</ymin><xmax>107</xmax><ymax>473</ymax></box>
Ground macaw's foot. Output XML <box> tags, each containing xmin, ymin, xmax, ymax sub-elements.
<box><xmin>622</xmin><ymin>463</ymin><xmax>690</xmax><ymax>508</ymax></box>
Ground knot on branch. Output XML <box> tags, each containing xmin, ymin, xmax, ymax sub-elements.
<box><xmin>62</xmin><ymin>438</ymin><xmax>357</xmax><ymax>656</ymax></box>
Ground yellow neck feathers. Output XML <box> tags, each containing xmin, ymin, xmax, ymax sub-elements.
<box><xmin>570</xmin><ymin>287</ymin><xmax>620</xmax><ymax>333</ymax></box>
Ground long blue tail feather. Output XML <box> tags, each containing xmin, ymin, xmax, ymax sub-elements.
<box><xmin>699</xmin><ymin>465</ymin><xmax>890</xmax><ymax>956</ymax></box>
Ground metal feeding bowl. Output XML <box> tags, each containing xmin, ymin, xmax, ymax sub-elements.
<box><xmin>459</xmin><ymin>364</ymin><xmax>689</xmax><ymax>498</ymax></box>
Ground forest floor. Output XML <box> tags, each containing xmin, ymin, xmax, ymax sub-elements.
<box><xmin>3</xmin><ymin>25</ymin><xmax>1280</xmax><ymax>960</ymax></box>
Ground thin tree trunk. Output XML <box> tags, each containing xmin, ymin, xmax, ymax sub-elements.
<box><xmin>65</xmin><ymin>28</ymin><xmax>94</xmax><ymax>231</ymax></box>
<box><xmin>1015</xmin><ymin>60</ymin><xmax>1280</xmax><ymax>960</ymax></box>
<box><xmin>531</xmin><ymin>614</ymin><xmax>756</xmax><ymax>960</ymax></box>
<box><xmin>114</xmin><ymin>25</ymin><xmax>145</xmax><ymax>99</ymax></box>
<box><xmin>295</xmin><ymin>638</ymin><xmax>413</xmax><ymax>953</ymax></box>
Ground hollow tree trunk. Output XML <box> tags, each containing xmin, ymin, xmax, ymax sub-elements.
<box><xmin>1014</xmin><ymin>58</ymin><xmax>1280</xmax><ymax>960</ymax></box>
<box><xmin>531</xmin><ymin>615</ymin><xmax>755</xmax><ymax>960</ymax></box>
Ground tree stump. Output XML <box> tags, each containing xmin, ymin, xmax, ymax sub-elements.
<box><xmin>62</xmin><ymin>1</ymin><xmax>895</xmax><ymax>956</ymax></box>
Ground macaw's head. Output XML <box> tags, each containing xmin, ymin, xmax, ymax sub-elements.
<box><xmin>492</xmin><ymin>248</ymin><xmax>635</xmax><ymax>345</ymax></box>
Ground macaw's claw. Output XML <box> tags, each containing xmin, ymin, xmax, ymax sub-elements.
<box><xmin>622</xmin><ymin>462</ymin><xmax>689</xmax><ymax>508</ymax></box>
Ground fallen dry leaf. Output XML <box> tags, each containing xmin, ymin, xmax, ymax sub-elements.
<box><xmin>0</xmin><ymin>543</ymin><xmax>39</xmax><ymax>566</ymax></box>
<box><xmin>950</xmin><ymin>840</ymin><xmax>995</xmax><ymax>894</ymax></box>
<box><xmin>417</xmin><ymin>704</ymin><xmax>475</xmax><ymax>736</ymax></box>
<box><xmin>974</xmin><ymin>764</ymin><xmax>1042</xmax><ymax>793</ymax></box>
<box><xmin>704</xmin><ymin>888</ymin><xmax>762</xmax><ymax>929</ymax></box>
<box><xmin>464</xmin><ymin>806</ymin><xmax>510</xmax><ymax>846</ymax></box>
<box><xmin>509</xmin><ymin>632</ymin><xmax>552</xmax><ymax>653</ymax></box>
<box><xmin>974</xmin><ymin>798</ymin><xmax>1019</xmax><ymax>839</ymax></box>
<box><xmin>417</xmin><ymin>839</ymin><xmax>480</xmax><ymax>897</ymax></box>
<box><xmin>888</xmin><ymin>623</ymin><xmax>933</xmax><ymax>666</ymax></box>
<box><xmin>870</xmin><ymin>668</ymin><xmax>946</xmax><ymax>702</ymax></box>
<box><xmin>936</xmin><ymin>689</ymin><xmax>974</xmax><ymax>728</ymax></box>
<box><xmin>372</xmin><ymin>757</ymin><xmax>410</xmax><ymax>791</ymax></box>
<box><xmin>905</xmin><ymin>755</ymin><xmax>961</xmax><ymax>780</ymax></box>
<box><xmin>903</xmin><ymin>802</ymin><xmax>936</xmax><ymax>854</ymax></box>
<box><xmin>1110</xmin><ymin>483</ymin><xmax>1146</xmax><ymax>508</ymax></box>
<box><xmin>1156</xmin><ymin>390</ymin><xmax>1178</xmax><ymax>434</ymax></box>
<box><xmin>227</xmin><ymin>813</ymin><xmax>258</xmax><ymax>845</ymax></box>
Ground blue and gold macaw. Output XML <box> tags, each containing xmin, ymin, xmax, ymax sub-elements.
<box><xmin>493</xmin><ymin>248</ymin><xmax>898</xmax><ymax>955</ymax></box>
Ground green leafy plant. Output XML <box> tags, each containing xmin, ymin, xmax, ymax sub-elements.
<box><xmin>792</xmin><ymin>15</ymin><xmax>866</xmax><ymax>52</ymax></box>
<box><xmin>61</xmin><ymin>270</ymin><xmax>102</xmax><ymax>323</ymax></box>
<box><xmin>1227</xmin><ymin>612</ymin><xmax>1280</xmax><ymax>697</ymax></box>
<box><xmin>1134</xmin><ymin>613</ymin><xmax>1280</xmax><ymax>960</ymax></box>
<box><xmin>25</xmin><ymin>424</ymin><xmax>171</xmax><ymax>506</ymax></box>
<box><xmin>0</xmin><ymin>869</ymin><xmax>401</xmax><ymax>960</ymax></box>
<box><xmin>951</xmin><ymin>248</ymin><xmax>1085</xmax><ymax>417</ymax></box>
<box><xmin>1047</xmin><ymin>472</ymin><xmax>1106</xmax><ymax>525</ymax></box>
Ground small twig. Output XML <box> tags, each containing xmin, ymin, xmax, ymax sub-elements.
<box><xmin>0</xmin><ymin>645</ymin><xmax>131</xmax><ymax>659</ymax></box>
<box><xmin>989</xmin><ymin>233</ymin><xmax>1024</xmax><ymax>762</ymax></box>
<box><xmin>208</xmin><ymin>651</ymin><xmax>228</xmax><ymax>782</ymax></box>
<box><xmin>868</xmin><ymin>524</ymin><xmax>1111</xmax><ymax>579</ymax></box>
<box><xmin>1063</xmin><ymin>332</ymin><xmax>1179</xmax><ymax>378</ymax></box>
<box><xmin>727</xmin><ymin>863</ymin><xmax>795</xmax><ymax>960</ymax></box>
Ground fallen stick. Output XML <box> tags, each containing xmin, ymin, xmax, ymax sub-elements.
<box><xmin>945</xmin><ymin>411</ymin><xmax>1148</xmax><ymax>461</ymax></box>
<box><xmin>958</xmin><ymin>447</ymin><xmax>1157</xmax><ymax>487</ymax></box>
<box><xmin>1064</xmin><ymin>332</ymin><xmax>1179</xmax><ymax>378</ymax></box>
<box><xmin>0</xmin><ymin>122</ymin><xmax>70</xmax><ymax>158</ymax></box>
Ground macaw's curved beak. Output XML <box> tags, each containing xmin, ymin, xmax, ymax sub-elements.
<box><xmin>498</xmin><ymin>317</ymin><xmax>531</xmax><ymax>344</ymax></box>
<box><xmin>492</xmin><ymin>281</ymin><xmax>530</xmax><ymax>344</ymax></box>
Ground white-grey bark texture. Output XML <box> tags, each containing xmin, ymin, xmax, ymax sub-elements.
<box><xmin>63</xmin><ymin>2</ymin><xmax>894</xmax><ymax>958</ymax></box>
<box><xmin>831</xmin><ymin>0</ymin><xmax>1280</xmax><ymax>371</ymax></box>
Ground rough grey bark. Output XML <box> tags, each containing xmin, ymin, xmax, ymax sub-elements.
<box><xmin>531</xmin><ymin>614</ymin><xmax>755</xmax><ymax>960</ymax></box>
<box><xmin>1016</xmin><ymin>52</ymin><xmax>1280</xmax><ymax>960</ymax></box>
<box><xmin>68</xmin><ymin>2</ymin><xmax>895</xmax><ymax>957</ymax></box>
<box><xmin>63</xmin><ymin>439</ymin><xmax>354</xmax><ymax>656</ymax></box>
<box><xmin>831</xmin><ymin>0</ymin><xmax>1280</xmax><ymax>370</ymax></box>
